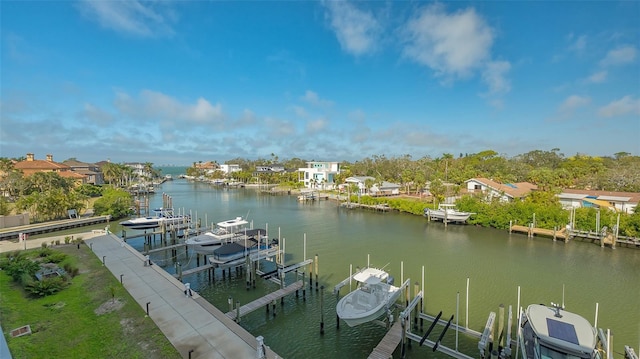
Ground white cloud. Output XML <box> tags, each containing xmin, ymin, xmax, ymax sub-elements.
<box><xmin>114</xmin><ymin>90</ymin><xmax>224</xmax><ymax>124</ymax></box>
<box><xmin>81</xmin><ymin>103</ymin><xmax>114</xmax><ymax>125</ymax></box>
<box><xmin>323</xmin><ymin>0</ymin><xmax>381</xmax><ymax>56</ymax></box>
<box><xmin>306</xmin><ymin>118</ymin><xmax>328</xmax><ymax>132</ymax></box>
<box><xmin>482</xmin><ymin>60</ymin><xmax>511</xmax><ymax>95</ymax></box>
<box><xmin>585</xmin><ymin>70</ymin><xmax>607</xmax><ymax>84</ymax></box>
<box><xmin>301</xmin><ymin>90</ymin><xmax>333</xmax><ymax>107</ymax></box>
<box><xmin>401</xmin><ymin>4</ymin><xmax>494</xmax><ymax>78</ymax></box>
<box><xmin>264</xmin><ymin>117</ymin><xmax>296</xmax><ymax>137</ymax></box>
<box><xmin>77</xmin><ymin>0</ymin><xmax>176</xmax><ymax>37</ymax></box>
<box><xmin>567</xmin><ymin>34</ymin><xmax>587</xmax><ymax>53</ymax></box>
<box><xmin>290</xmin><ymin>105</ymin><xmax>308</xmax><ymax>118</ymax></box>
<box><xmin>600</xmin><ymin>45</ymin><xmax>637</xmax><ymax>66</ymax></box>
<box><xmin>559</xmin><ymin>95</ymin><xmax>591</xmax><ymax>114</ymax></box>
<box><xmin>598</xmin><ymin>95</ymin><xmax>640</xmax><ymax>117</ymax></box>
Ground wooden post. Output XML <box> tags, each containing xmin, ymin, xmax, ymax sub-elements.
<box><xmin>236</xmin><ymin>300</ymin><xmax>241</xmax><ymax>323</ymax></box>
<box><xmin>315</xmin><ymin>254</ymin><xmax>319</xmax><ymax>291</ymax></box>
<box><xmin>320</xmin><ymin>285</ymin><xmax>325</xmax><ymax>335</ymax></box>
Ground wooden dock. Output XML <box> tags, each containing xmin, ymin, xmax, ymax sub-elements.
<box><xmin>368</xmin><ymin>319</ymin><xmax>403</xmax><ymax>359</ymax></box>
<box><xmin>179</xmin><ymin>263</ymin><xmax>215</xmax><ymax>278</ymax></box>
<box><xmin>509</xmin><ymin>224</ymin><xmax>567</xmax><ymax>240</ymax></box>
<box><xmin>0</xmin><ymin>215</ymin><xmax>112</xmax><ymax>240</ymax></box>
<box><xmin>226</xmin><ymin>280</ymin><xmax>304</xmax><ymax>321</ymax></box>
<box><xmin>510</xmin><ymin>223</ymin><xmax>640</xmax><ymax>248</ymax></box>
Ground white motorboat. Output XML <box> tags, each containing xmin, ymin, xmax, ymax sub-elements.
<box><xmin>424</xmin><ymin>204</ymin><xmax>472</xmax><ymax>223</ymax></box>
<box><xmin>185</xmin><ymin>217</ymin><xmax>249</xmax><ymax>254</ymax></box>
<box><xmin>208</xmin><ymin>229</ymin><xmax>275</xmax><ymax>267</ymax></box>
<box><xmin>336</xmin><ymin>267</ymin><xmax>402</xmax><ymax>327</ymax></box>
<box><xmin>518</xmin><ymin>303</ymin><xmax>604</xmax><ymax>359</ymax></box>
<box><xmin>120</xmin><ymin>208</ymin><xmax>189</xmax><ymax>230</ymax></box>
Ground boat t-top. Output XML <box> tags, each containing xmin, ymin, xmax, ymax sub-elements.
<box><xmin>336</xmin><ymin>267</ymin><xmax>402</xmax><ymax>327</ymax></box>
<box><xmin>518</xmin><ymin>303</ymin><xmax>601</xmax><ymax>359</ymax></box>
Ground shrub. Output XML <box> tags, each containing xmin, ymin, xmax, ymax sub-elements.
<box><xmin>64</xmin><ymin>236</ymin><xmax>71</xmax><ymax>244</ymax></box>
<box><xmin>41</xmin><ymin>242</ymin><xmax>48</xmax><ymax>249</ymax></box>
<box><xmin>38</xmin><ymin>248</ymin><xmax>53</xmax><ymax>257</ymax></box>
<box><xmin>4</xmin><ymin>257</ymin><xmax>40</xmax><ymax>283</ymax></box>
<box><xmin>25</xmin><ymin>276</ymin><xmax>67</xmax><ymax>297</ymax></box>
<box><xmin>63</xmin><ymin>263</ymin><xmax>79</xmax><ymax>278</ymax></box>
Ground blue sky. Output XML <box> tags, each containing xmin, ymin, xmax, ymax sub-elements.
<box><xmin>1</xmin><ymin>1</ymin><xmax>639</xmax><ymax>165</ymax></box>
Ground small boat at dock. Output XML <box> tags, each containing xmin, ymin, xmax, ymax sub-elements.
<box><xmin>517</xmin><ymin>303</ymin><xmax>608</xmax><ymax>359</ymax></box>
<box><xmin>208</xmin><ymin>230</ymin><xmax>275</xmax><ymax>267</ymax></box>
<box><xmin>120</xmin><ymin>208</ymin><xmax>189</xmax><ymax>230</ymax></box>
<box><xmin>336</xmin><ymin>267</ymin><xmax>402</xmax><ymax>327</ymax></box>
<box><xmin>424</xmin><ymin>204</ymin><xmax>472</xmax><ymax>223</ymax></box>
<box><xmin>185</xmin><ymin>216</ymin><xmax>249</xmax><ymax>254</ymax></box>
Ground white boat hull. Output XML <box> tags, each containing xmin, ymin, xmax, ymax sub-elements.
<box><xmin>336</xmin><ymin>268</ymin><xmax>402</xmax><ymax>327</ymax></box>
<box><xmin>424</xmin><ymin>206</ymin><xmax>472</xmax><ymax>223</ymax></box>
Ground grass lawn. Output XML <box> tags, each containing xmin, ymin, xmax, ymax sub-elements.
<box><xmin>0</xmin><ymin>244</ymin><xmax>180</xmax><ymax>358</ymax></box>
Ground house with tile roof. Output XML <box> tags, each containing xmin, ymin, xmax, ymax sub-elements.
<box><xmin>465</xmin><ymin>177</ymin><xmax>537</xmax><ymax>202</ymax></box>
<box><xmin>557</xmin><ymin>189</ymin><xmax>639</xmax><ymax>214</ymax></box>
<box><xmin>62</xmin><ymin>159</ymin><xmax>104</xmax><ymax>185</ymax></box>
<box><xmin>14</xmin><ymin>153</ymin><xmax>86</xmax><ymax>184</ymax></box>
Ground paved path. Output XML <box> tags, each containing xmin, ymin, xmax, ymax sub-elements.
<box><xmin>1</xmin><ymin>231</ymin><xmax>281</xmax><ymax>358</ymax></box>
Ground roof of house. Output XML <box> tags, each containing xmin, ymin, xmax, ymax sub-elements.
<box><xmin>560</xmin><ymin>189</ymin><xmax>640</xmax><ymax>204</ymax></box>
<box><xmin>345</xmin><ymin>176</ymin><xmax>375</xmax><ymax>183</ymax></box>
<box><xmin>62</xmin><ymin>159</ymin><xmax>96</xmax><ymax>167</ymax></box>
<box><xmin>375</xmin><ymin>181</ymin><xmax>400</xmax><ymax>190</ymax></box>
<box><xmin>466</xmin><ymin>177</ymin><xmax>537</xmax><ymax>199</ymax></box>
<box><xmin>14</xmin><ymin>158</ymin><xmax>70</xmax><ymax>172</ymax></box>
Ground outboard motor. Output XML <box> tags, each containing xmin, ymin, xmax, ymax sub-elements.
<box><xmin>386</xmin><ymin>275</ymin><xmax>395</xmax><ymax>286</ymax></box>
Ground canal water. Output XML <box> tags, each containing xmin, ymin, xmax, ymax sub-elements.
<box><xmin>121</xmin><ymin>177</ymin><xmax>638</xmax><ymax>358</ymax></box>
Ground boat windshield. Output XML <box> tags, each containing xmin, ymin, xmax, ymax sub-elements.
<box><xmin>537</xmin><ymin>343</ymin><xmax>592</xmax><ymax>359</ymax></box>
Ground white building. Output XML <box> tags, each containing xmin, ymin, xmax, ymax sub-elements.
<box><xmin>298</xmin><ymin>161</ymin><xmax>340</xmax><ymax>189</ymax></box>
<box><xmin>219</xmin><ymin>164</ymin><xmax>241</xmax><ymax>175</ymax></box>
<box><xmin>465</xmin><ymin>177</ymin><xmax>537</xmax><ymax>202</ymax></box>
<box><xmin>557</xmin><ymin>189</ymin><xmax>639</xmax><ymax>213</ymax></box>
<box><xmin>344</xmin><ymin>176</ymin><xmax>400</xmax><ymax>196</ymax></box>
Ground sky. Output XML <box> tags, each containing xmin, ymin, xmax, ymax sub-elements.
<box><xmin>1</xmin><ymin>1</ymin><xmax>639</xmax><ymax>166</ymax></box>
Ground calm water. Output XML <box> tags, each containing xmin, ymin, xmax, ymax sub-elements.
<box><xmin>120</xmin><ymin>176</ymin><xmax>639</xmax><ymax>358</ymax></box>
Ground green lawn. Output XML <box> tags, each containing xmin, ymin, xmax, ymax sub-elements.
<box><xmin>0</xmin><ymin>244</ymin><xmax>180</xmax><ymax>359</ymax></box>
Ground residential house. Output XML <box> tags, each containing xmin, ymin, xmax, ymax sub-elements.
<box><xmin>62</xmin><ymin>159</ymin><xmax>104</xmax><ymax>185</ymax></box>
<box><xmin>219</xmin><ymin>164</ymin><xmax>241</xmax><ymax>175</ymax></box>
<box><xmin>465</xmin><ymin>178</ymin><xmax>537</xmax><ymax>202</ymax></box>
<box><xmin>193</xmin><ymin>161</ymin><xmax>219</xmax><ymax>176</ymax></box>
<box><xmin>14</xmin><ymin>153</ymin><xmax>85</xmax><ymax>184</ymax></box>
<box><xmin>298</xmin><ymin>161</ymin><xmax>340</xmax><ymax>189</ymax></box>
<box><xmin>557</xmin><ymin>189</ymin><xmax>639</xmax><ymax>214</ymax></box>
<box><xmin>343</xmin><ymin>176</ymin><xmax>400</xmax><ymax>196</ymax></box>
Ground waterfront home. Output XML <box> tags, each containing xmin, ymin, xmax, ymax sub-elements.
<box><xmin>298</xmin><ymin>161</ymin><xmax>341</xmax><ymax>189</ymax></box>
<box><xmin>62</xmin><ymin>159</ymin><xmax>104</xmax><ymax>185</ymax></box>
<box><xmin>344</xmin><ymin>176</ymin><xmax>401</xmax><ymax>196</ymax></box>
<box><xmin>557</xmin><ymin>189</ymin><xmax>639</xmax><ymax>214</ymax></box>
<box><xmin>219</xmin><ymin>164</ymin><xmax>241</xmax><ymax>175</ymax></box>
<box><xmin>14</xmin><ymin>153</ymin><xmax>86</xmax><ymax>184</ymax></box>
<box><xmin>465</xmin><ymin>178</ymin><xmax>537</xmax><ymax>202</ymax></box>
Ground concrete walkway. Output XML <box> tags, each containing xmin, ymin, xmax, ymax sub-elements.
<box><xmin>1</xmin><ymin>231</ymin><xmax>281</xmax><ymax>358</ymax></box>
<box><xmin>85</xmin><ymin>233</ymin><xmax>279</xmax><ymax>359</ymax></box>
